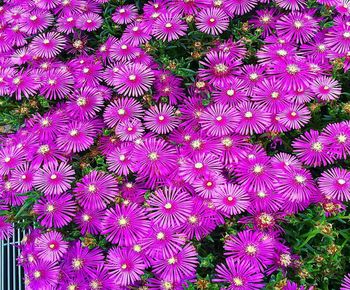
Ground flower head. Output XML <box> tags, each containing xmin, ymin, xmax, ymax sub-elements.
<box><xmin>101</xmin><ymin>204</ymin><xmax>150</xmax><ymax>246</ymax></box>
<box><xmin>214</xmin><ymin>259</ymin><xmax>265</xmax><ymax>289</ymax></box>
<box><xmin>107</xmin><ymin>247</ymin><xmax>146</xmax><ymax>286</ymax></box>
<box><xmin>74</xmin><ymin>171</ymin><xmax>118</xmax><ymax>210</ymax></box>
<box><xmin>148</xmin><ymin>187</ymin><xmax>192</xmax><ymax>228</ymax></box>
<box><xmin>29</xmin><ymin>32</ymin><xmax>65</xmax><ymax>58</ymax></box>
<box><xmin>224</xmin><ymin>230</ymin><xmax>274</xmax><ymax>271</ymax></box>
<box><xmin>36</xmin><ymin>231</ymin><xmax>68</xmax><ymax>262</ymax></box>
<box><xmin>196</xmin><ymin>8</ymin><xmax>229</xmax><ymax>35</ymax></box>
<box><xmin>33</xmin><ymin>162</ymin><xmax>74</xmax><ymax>195</ymax></box>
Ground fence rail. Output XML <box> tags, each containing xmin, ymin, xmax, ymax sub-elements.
<box><xmin>0</xmin><ymin>225</ymin><xmax>26</xmax><ymax>290</ymax></box>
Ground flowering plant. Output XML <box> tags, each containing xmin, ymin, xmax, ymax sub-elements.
<box><xmin>1</xmin><ymin>0</ymin><xmax>350</xmax><ymax>289</ymax></box>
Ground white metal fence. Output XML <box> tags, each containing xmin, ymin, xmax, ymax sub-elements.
<box><xmin>0</xmin><ymin>225</ymin><xmax>26</xmax><ymax>290</ymax></box>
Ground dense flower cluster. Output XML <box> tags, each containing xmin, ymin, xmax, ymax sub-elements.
<box><xmin>0</xmin><ymin>0</ymin><xmax>350</xmax><ymax>289</ymax></box>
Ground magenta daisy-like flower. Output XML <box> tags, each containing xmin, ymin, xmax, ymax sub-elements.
<box><xmin>133</xmin><ymin>137</ymin><xmax>178</xmax><ymax>179</ymax></box>
<box><xmin>271</xmin><ymin>58</ymin><xmax>314</xmax><ymax>91</ymax></box>
<box><xmin>29</xmin><ymin>141</ymin><xmax>66</xmax><ymax>168</ymax></box>
<box><xmin>115</xmin><ymin>119</ymin><xmax>144</xmax><ymax>141</ymax></box>
<box><xmin>0</xmin><ymin>217</ymin><xmax>13</xmax><ymax>240</ymax></box>
<box><xmin>113</xmin><ymin>63</ymin><xmax>155</xmax><ymax>97</ymax></box>
<box><xmin>75</xmin><ymin>208</ymin><xmax>103</xmax><ymax>235</ymax></box>
<box><xmin>320</xmin><ymin>122</ymin><xmax>350</xmax><ymax>159</ymax></box>
<box><xmin>192</xmin><ymin>172</ymin><xmax>225</xmax><ymax>199</ymax></box>
<box><xmin>318</xmin><ymin>168</ymin><xmax>350</xmax><ymax>201</ymax></box>
<box><xmin>107</xmin><ymin>143</ymin><xmax>136</xmax><ymax>176</ymax></box>
<box><xmin>152</xmin><ymin>12</ymin><xmax>187</xmax><ymax>41</ymax></box>
<box><xmin>325</xmin><ymin>16</ymin><xmax>350</xmax><ymax>54</ymax></box>
<box><xmin>249</xmin><ymin>188</ymin><xmax>283</xmax><ymax>212</ymax></box>
<box><xmin>9</xmin><ymin>163</ymin><xmax>36</xmax><ymax>193</ymax></box>
<box><xmin>234</xmin><ymin>153</ymin><xmax>276</xmax><ymax>191</ymax></box>
<box><xmin>252</xmin><ymin>77</ymin><xmax>289</xmax><ymax>113</ymax></box>
<box><xmin>142</xmin><ymin>225</ymin><xmax>186</xmax><ymax>259</ymax></box>
<box><xmin>235</xmin><ymin>101</ymin><xmax>271</xmax><ymax>135</ymax></box>
<box><xmin>214</xmin><ymin>259</ymin><xmax>265</xmax><ymax>289</ymax></box>
<box><xmin>212</xmin><ymin>78</ymin><xmax>249</xmax><ymax>105</ymax></box>
<box><xmin>0</xmin><ymin>145</ymin><xmax>25</xmax><ymax>176</ymax></box>
<box><xmin>275</xmin><ymin>167</ymin><xmax>317</xmax><ymax>203</ymax></box>
<box><xmin>39</xmin><ymin>68</ymin><xmax>74</xmax><ymax>100</ymax></box>
<box><xmin>74</xmin><ymin>171</ymin><xmax>118</xmax><ymax>210</ymax></box>
<box><xmin>112</xmin><ymin>5</ymin><xmax>138</xmax><ymax>25</ymax></box>
<box><xmin>29</xmin><ymin>32</ymin><xmax>65</xmax><ymax>58</ymax></box>
<box><xmin>104</xmin><ymin>97</ymin><xmax>143</xmax><ymax>128</ymax></box>
<box><xmin>87</xmin><ymin>266</ymin><xmax>115</xmax><ymax>290</ymax></box>
<box><xmin>9</xmin><ymin>69</ymin><xmax>40</xmax><ymax>100</ymax></box>
<box><xmin>199</xmin><ymin>104</ymin><xmax>239</xmax><ymax>137</ymax></box>
<box><xmin>56</xmin><ymin>119</ymin><xmax>99</xmax><ymax>153</ymax></box>
<box><xmin>152</xmin><ymin>243</ymin><xmax>198</xmax><ymax>283</ymax></box>
<box><xmin>122</xmin><ymin>22</ymin><xmax>152</xmax><ymax>46</ymax></box>
<box><xmin>28</xmin><ymin>259</ymin><xmax>59</xmax><ymax>289</ymax></box>
<box><xmin>148</xmin><ymin>187</ymin><xmax>192</xmax><ymax>228</ymax></box>
<box><xmin>36</xmin><ymin>231</ymin><xmax>68</xmax><ymax>262</ymax></box>
<box><xmin>179</xmin><ymin>154</ymin><xmax>222</xmax><ymax>183</ymax></box>
<box><xmin>311</xmin><ymin>76</ymin><xmax>341</xmax><ymax>101</ymax></box>
<box><xmin>101</xmin><ymin>203</ymin><xmax>150</xmax><ymax>246</ymax></box>
<box><xmin>57</xmin><ymin>14</ymin><xmax>77</xmax><ymax>33</ymax></box>
<box><xmin>292</xmin><ymin>130</ymin><xmax>335</xmax><ymax>167</ymax></box>
<box><xmin>226</xmin><ymin>0</ymin><xmax>258</xmax><ymax>15</ymax></box>
<box><xmin>65</xmin><ymin>241</ymin><xmax>104</xmax><ymax>276</ymax></box>
<box><xmin>33</xmin><ymin>193</ymin><xmax>76</xmax><ymax>228</ymax></box>
<box><xmin>76</xmin><ymin>13</ymin><xmax>102</xmax><ymax>31</ymax></box>
<box><xmin>275</xmin><ymin>0</ymin><xmax>307</xmax><ymax>10</ymax></box>
<box><xmin>20</xmin><ymin>9</ymin><xmax>54</xmax><ymax>35</ymax></box>
<box><xmin>107</xmin><ymin>246</ymin><xmax>146</xmax><ymax>287</ymax></box>
<box><xmin>224</xmin><ymin>229</ymin><xmax>274</xmax><ymax>271</ymax></box>
<box><xmin>276</xmin><ymin>11</ymin><xmax>318</xmax><ymax>44</ymax></box>
<box><xmin>341</xmin><ymin>274</ymin><xmax>350</xmax><ymax>290</ymax></box>
<box><xmin>213</xmin><ymin>183</ymin><xmax>250</xmax><ymax>216</ymax></box>
<box><xmin>277</xmin><ymin>103</ymin><xmax>311</xmax><ymax>130</ymax></box>
<box><xmin>199</xmin><ymin>51</ymin><xmax>240</xmax><ymax>87</ymax></box>
<box><xmin>251</xmin><ymin>9</ymin><xmax>278</xmax><ymax>37</ymax></box>
<box><xmin>144</xmin><ymin>104</ymin><xmax>179</xmax><ymax>135</ymax></box>
<box><xmin>180</xmin><ymin>197</ymin><xmax>222</xmax><ymax>240</ymax></box>
<box><xmin>196</xmin><ymin>8</ymin><xmax>229</xmax><ymax>35</ymax></box>
<box><xmin>33</xmin><ymin>162</ymin><xmax>74</xmax><ymax>195</ymax></box>
<box><xmin>67</xmin><ymin>87</ymin><xmax>104</xmax><ymax>120</ymax></box>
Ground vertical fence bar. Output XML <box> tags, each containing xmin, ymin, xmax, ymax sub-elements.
<box><xmin>7</xmin><ymin>230</ymin><xmax>10</xmax><ymax>290</ymax></box>
<box><xmin>0</xmin><ymin>239</ymin><xmax>3</xmax><ymax>290</ymax></box>
<box><xmin>18</xmin><ymin>227</ymin><xmax>22</xmax><ymax>290</ymax></box>
<box><xmin>13</xmin><ymin>226</ymin><xmax>16</xmax><ymax>290</ymax></box>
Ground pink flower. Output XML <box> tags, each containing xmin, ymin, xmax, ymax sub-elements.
<box><xmin>29</xmin><ymin>32</ymin><xmax>65</xmax><ymax>58</ymax></box>
<box><xmin>152</xmin><ymin>243</ymin><xmax>198</xmax><ymax>283</ymax></box>
<box><xmin>33</xmin><ymin>162</ymin><xmax>75</xmax><ymax>195</ymax></box>
<box><xmin>36</xmin><ymin>231</ymin><xmax>68</xmax><ymax>262</ymax></box>
<box><xmin>113</xmin><ymin>63</ymin><xmax>155</xmax><ymax>97</ymax></box>
<box><xmin>144</xmin><ymin>104</ymin><xmax>179</xmax><ymax>134</ymax></box>
<box><xmin>235</xmin><ymin>101</ymin><xmax>271</xmax><ymax>135</ymax></box>
<box><xmin>213</xmin><ymin>183</ymin><xmax>250</xmax><ymax>216</ymax></box>
<box><xmin>196</xmin><ymin>8</ymin><xmax>229</xmax><ymax>35</ymax></box>
<box><xmin>148</xmin><ymin>187</ymin><xmax>192</xmax><ymax>228</ymax></box>
<box><xmin>104</xmin><ymin>97</ymin><xmax>143</xmax><ymax>128</ymax></box>
<box><xmin>112</xmin><ymin>5</ymin><xmax>138</xmax><ymax>25</ymax></box>
<box><xmin>107</xmin><ymin>247</ymin><xmax>146</xmax><ymax>286</ymax></box>
<box><xmin>76</xmin><ymin>13</ymin><xmax>102</xmax><ymax>31</ymax></box>
<box><xmin>33</xmin><ymin>193</ymin><xmax>76</xmax><ymax>228</ymax></box>
<box><xmin>199</xmin><ymin>103</ymin><xmax>239</xmax><ymax>137</ymax></box>
<box><xmin>74</xmin><ymin>171</ymin><xmax>118</xmax><ymax>210</ymax></box>
<box><xmin>152</xmin><ymin>12</ymin><xmax>187</xmax><ymax>41</ymax></box>
<box><xmin>292</xmin><ymin>130</ymin><xmax>335</xmax><ymax>167</ymax></box>
<box><xmin>319</xmin><ymin>168</ymin><xmax>350</xmax><ymax>201</ymax></box>
<box><xmin>101</xmin><ymin>203</ymin><xmax>150</xmax><ymax>246</ymax></box>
